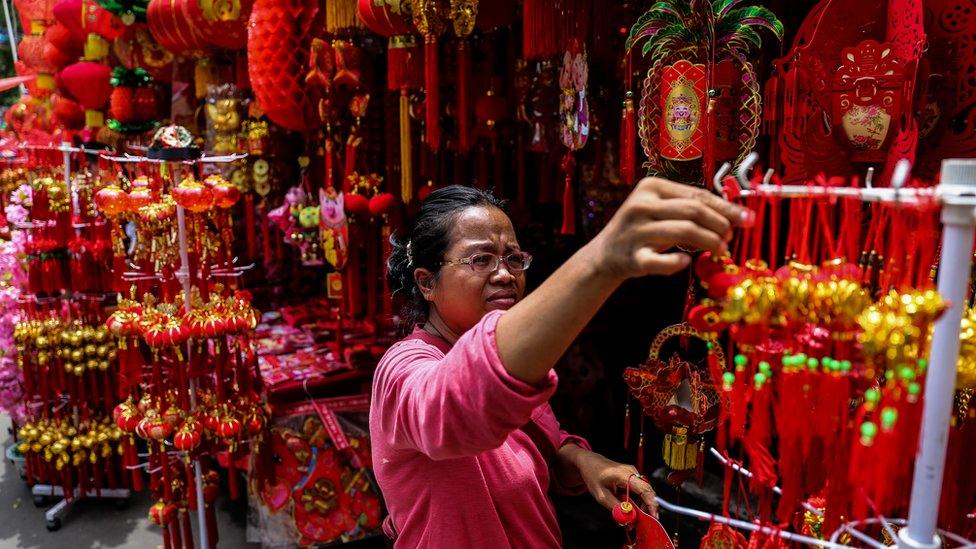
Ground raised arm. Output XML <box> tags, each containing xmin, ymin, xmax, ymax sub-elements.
<box><xmin>496</xmin><ymin>177</ymin><xmax>751</xmax><ymax>384</ymax></box>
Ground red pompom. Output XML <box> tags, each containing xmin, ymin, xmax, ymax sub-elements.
<box><xmin>612</xmin><ymin>501</ymin><xmax>637</xmax><ymax>525</ymax></box>
<box><xmin>343</xmin><ymin>193</ymin><xmax>370</xmax><ymax>218</ymax></box>
<box><xmin>368</xmin><ymin>192</ymin><xmax>396</xmax><ymax>217</ymax></box>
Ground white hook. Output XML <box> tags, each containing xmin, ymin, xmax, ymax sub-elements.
<box><xmin>763</xmin><ymin>169</ymin><xmax>775</xmax><ymax>185</ymax></box>
<box><xmin>713</xmin><ymin>162</ymin><xmax>732</xmax><ymax>195</ymax></box>
<box><xmin>891</xmin><ymin>158</ymin><xmax>912</xmax><ymax>190</ymax></box>
<box><xmin>864</xmin><ymin>167</ymin><xmax>875</xmax><ymax>189</ymax></box>
<box><xmin>736</xmin><ymin>152</ymin><xmax>760</xmax><ymax>190</ymax></box>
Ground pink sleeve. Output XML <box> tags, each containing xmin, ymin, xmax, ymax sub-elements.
<box><xmin>371</xmin><ymin>311</ymin><xmax>558</xmax><ymax>460</ymax></box>
<box><xmin>530</xmin><ymin>404</ymin><xmax>592</xmax><ymax>495</ymax></box>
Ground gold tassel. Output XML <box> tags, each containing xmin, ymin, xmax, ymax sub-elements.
<box><xmin>399</xmin><ymin>88</ymin><xmax>413</xmax><ymax>204</ymax></box>
<box><xmin>194</xmin><ymin>58</ymin><xmax>217</xmax><ymax>100</ymax></box>
<box><xmin>663</xmin><ymin>426</ymin><xmax>696</xmax><ymax>471</ymax></box>
<box><xmin>326</xmin><ymin>0</ymin><xmax>362</xmax><ymax>33</ymax></box>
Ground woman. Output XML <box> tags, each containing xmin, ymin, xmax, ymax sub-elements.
<box><xmin>371</xmin><ymin>178</ymin><xmax>751</xmax><ymax>547</ymax></box>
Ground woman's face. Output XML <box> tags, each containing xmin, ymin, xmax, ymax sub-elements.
<box><xmin>421</xmin><ymin>206</ymin><xmax>527</xmax><ymax>336</ymax></box>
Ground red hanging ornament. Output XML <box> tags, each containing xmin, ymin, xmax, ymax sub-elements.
<box><xmin>60</xmin><ymin>61</ymin><xmax>112</xmax><ymax>127</ymax></box>
<box><xmin>248</xmin><ymin>0</ymin><xmax>328</xmax><ymax>132</ymax></box>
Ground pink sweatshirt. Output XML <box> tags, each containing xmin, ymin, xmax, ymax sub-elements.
<box><xmin>369</xmin><ymin>310</ymin><xmax>589</xmax><ymax>548</ymax></box>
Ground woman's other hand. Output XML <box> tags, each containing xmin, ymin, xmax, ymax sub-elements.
<box><xmin>568</xmin><ymin>447</ymin><xmax>659</xmax><ymax>518</ymax></box>
<box><xmin>590</xmin><ymin>177</ymin><xmax>753</xmax><ymax>280</ymax></box>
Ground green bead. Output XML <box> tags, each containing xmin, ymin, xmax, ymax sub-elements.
<box><xmin>908</xmin><ymin>382</ymin><xmax>921</xmax><ymax>396</ymax></box>
<box><xmin>706</xmin><ymin>342</ymin><xmax>713</xmax><ymax>350</ymax></box>
<box><xmin>754</xmin><ymin>372</ymin><xmax>766</xmax><ymax>387</ymax></box>
<box><xmin>822</xmin><ymin>357</ymin><xmax>834</xmax><ymax>368</ymax></box>
<box><xmin>840</xmin><ymin>360</ymin><xmax>852</xmax><ymax>372</ymax></box>
<box><xmin>899</xmin><ymin>366</ymin><xmax>915</xmax><ymax>381</ymax></box>
<box><xmin>881</xmin><ymin>407</ymin><xmax>898</xmax><ymax>429</ymax></box>
<box><xmin>758</xmin><ymin>361</ymin><xmax>771</xmax><ymax>375</ymax></box>
<box><xmin>885</xmin><ymin>369</ymin><xmax>895</xmax><ymax>381</ymax></box>
<box><xmin>796</xmin><ymin>353</ymin><xmax>807</xmax><ymax>363</ymax></box>
<box><xmin>807</xmin><ymin>357</ymin><xmax>819</xmax><ymax>370</ymax></box>
<box><xmin>734</xmin><ymin>354</ymin><xmax>748</xmax><ymax>367</ymax></box>
<box><xmin>860</xmin><ymin>421</ymin><xmax>878</xmax><ymax>439</ymax></box>
<box><xmin>917</xmin><ymin>358</ymin><xmax>928</xmax><ymax>369</ymax></box>
<box><xmin>722</xmin><ymin>372</ymin><xmax>735</xmax><ymax>386</ymax></box>
<box><xmin>865</xmin><ymin>388</ymin><xmax>880</xmax><ymax>403</ymax></box>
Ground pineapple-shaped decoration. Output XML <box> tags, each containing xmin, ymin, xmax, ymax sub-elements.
<box><xmin>624</xmin><ymin>0</ymin><xmax>783</xmax><ymax>182</ymax></box>
<box><xmin>108</xmin><ymin>66</ymin><xmax>159</xmax><ymax>133</ymax></box>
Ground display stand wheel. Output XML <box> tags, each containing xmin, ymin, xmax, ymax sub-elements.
<box><xmin>33</xmin><ymin>495</ymin><xmax>47</xmax><ymax>508</ymax></box>
<box><xmin>45</xmin><ymin>517</ymin><xmax>61</xmax><ymax>532</ymax></box>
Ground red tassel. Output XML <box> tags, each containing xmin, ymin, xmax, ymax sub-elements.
<box><xmin>181</xmin><ymin>509</ymin><xmax>194</xmax><ymax>549</ymax></box>
<box><xmin>162</xmin><ymin>522</ymin><xmax>173</xmax><ymax>549</ymax></box>
<box><xmin>560</xmin><ymin>154</ymin><xmax>576</xmax><ymax>235</ymax></box>
<box><xmin>206</xmin><ymin>503</ymin><xmax>218</xmax><ymax>548</ymax></box>
<box><xmin>170</xmin><ymin>522</ymin><xmax>183</xmax><ymax>549</ymax></box>
<box><xmin>227</xmin><ymin>449</ymin><xmax>239</xmax><ymax>500</ymax></box>
<box><xmin>620</xmin><ymin>92</ymin><xmax>636</xmax><ymax>184</ymax></box>
<box><xmin>424</xmin><ymin>35</ymin><xmax>440</xmax><ymax>151</ymax></box>
<box><xmin>457</xmin><ymin>39</ymin><xmax>472</xmax><ymax>154</ymax></box>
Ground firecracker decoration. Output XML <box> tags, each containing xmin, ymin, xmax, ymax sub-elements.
<box><xmin>107</xmin><ymin>66</ymin><xmax>159</xmax><ymax>134</ymax></box>
<box><xmin>624</xmin><ymin>0</ymin><xmax>783</xmax><ymax>183</ymax></box>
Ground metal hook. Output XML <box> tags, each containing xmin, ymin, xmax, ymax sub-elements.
<box><xmin>736</xmin><ymin>152</ymin><xmax>760</xmax><ymax>191</ymax></box>
<box><xmin>864</xmin><ymin>167</ymin><xmax>875</xmax><ymax>189</ymax></box>
<box><xmin>713</xmin><ymin>162</ymin><xmax>732</xmax><ymax>195</ymax></box>
<box><xmin>763</xmin><ymin>169</ymin><xmax>775</xmax><ymax>185</ymax></box>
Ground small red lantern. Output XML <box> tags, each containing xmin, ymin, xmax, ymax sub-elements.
<box><xmin>95</xmin><ymin>185</ymin><xmax>130</xmax><ymax>217</ymax></box>
<box><xmin>139</xmin><ymin>415</ymin><xmax>174</xmax><ymax>441</ymax></box>
<box><xmin>368</xmin><ymin>192</ymin><xmax>396</xmax><ymax>218</ymax></box>
<box><xmin>173</xmin><ymin>425</ymin><xmax>202</xmax><ymax>452</ymax></box>
<box><xmin>113</xmin><ymin>401</ymin><xmax>142</xmax><ymax>432</ymax></box>
<box><xmin>217</xmin><ymin>417</ymin><xmax>241</xmax><ymax>438</ymax></box>
<box><xmin>60</xmin><ymin>61</ymin><xmax>112</xmax><ymax>127</ymax></box>
<box><xmin>344</xmin><ymin>193</ymin><xmax>370</xmax><ymax>218</ymax></box>
<box><xmin>127</xmin><ymin>187</ymin><xmax>153</xmax><ymax>212</ymax></box>
<box><xmin>172</xmin><ymin>179</ymin><xmax>215</xmax><ymax>213</ymax></box>
<box><xmin>211</xmin><ymin>181</ymin><xmax>241</xmax><ymax>209</ymax></box>
<box><xmin>148</xmin><ymin>501</ymin><xmax>177</xmax><ymax>526</ymax></box>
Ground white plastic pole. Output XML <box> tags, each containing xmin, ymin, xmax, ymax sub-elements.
<box><xmin>177</xmin><ymin>193</ymin><xmax>209</xmax><ymax>549</ymax></box>
<box><xmin>900</xmin><ymin>159</ymin><xmax>976</xmax><ymax>548</ymax></box>
<box><xmin>0</xmin><ymin>0</ymin><xmax>24</xmax><ymax>96</ymax></box>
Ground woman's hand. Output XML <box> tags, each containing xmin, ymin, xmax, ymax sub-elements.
<box><xmin>569</xmin><ymin>447</ymin><xmax>659</xmax><ymax>518</ymax></box>
<box><xmin>589</xmin><ymin>177</ymin><xmax>753</xmax><ymax>281</ymax></box>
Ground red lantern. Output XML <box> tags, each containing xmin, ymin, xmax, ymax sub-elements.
<box><xmin>211</xmin><ymin>182</ymin><xmax>241</xmax><ymax>209</ymax></box>
<box><xmin>44</xmin><ymin>22</ymin><xmax>76</xmax><ymax>52</ymax></box>
<box><xmin>248</xmin><ymin>0</ymin><xmax>328</xmax><ymax>132</ymax></box>
<box><xmin>146</xmin><ymin>0</ymin><xmax>207</xmax><ymax>54</ymax></box>
<box><xmin>95</xmin><ymin>184</ymin><xmax>130</xmax><ymax>217</ymax></box>
<box><xmin>60</xmin><ymin>61</ymin><xmax>112</xmax><ymax>127</ymax></box>
<box><xmin>113</xmin><ymin>401</ymin><xmax>142</xmax><ymax>432</ymax></box>
<box><xmin>54</xmin><ymin>0</ymin><xmax>124</xmax><ymax>43</ymax></box>
<box><xmin>14</xmin><ymin>0</ymin><xmax>57</xmax><ymax>31</ymax></box>
<box><xmin>127</xmin><ymin>187</ymin><xmax>153</xmax><ymax>211</ymax></box>
<box><xmin>148</xmin><ymin>501</ymin><xmax>177</xmax><ymax>526</ymax></box>
<box><xmin>217</xmin><ymin>417</ymin><xmax>241</xmax><ymax>438</ymax></box>
<box><xmin>173</xmin><ymin>426</ymin><xmax>202</xmax><ymax>452</ymax></box>
<box><xmin>139</xmin><ymin>416</ymin><xmax>174</xmax><ymax>441</ymax></box>
<box><xmin>368</xmin><ymin>192</ymin><xmax>396</xmax><ymax>218</ymax></box>
<box><xmin>172</xmin><ymin>179</ymin><xmax>215</xmax><ymax>213</ymax></box>
<box><xmin>343</xmin><ymin>193</ymin><xmax>370</xmax><ymax>218</ymax></box>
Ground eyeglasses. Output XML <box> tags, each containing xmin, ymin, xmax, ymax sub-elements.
<box><xmin>440</xmin><ymin>251</ymin><xmax>533</xmax><ymax>274</ymax></box>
